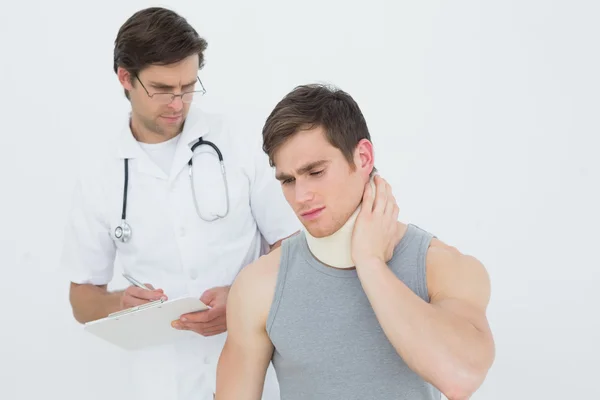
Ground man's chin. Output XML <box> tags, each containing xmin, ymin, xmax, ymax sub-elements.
<box><xmin>303</xmin><ymin>224</ymin><xmax>334</xmax><ymax>239</ymax></box>
<box><xmin>158</xmin><ymin>122</ymin><xmax>183</xmax><ymax>135</ymax></box>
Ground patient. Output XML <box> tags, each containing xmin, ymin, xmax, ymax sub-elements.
<box><xmin>215</xmin><ymin>84</ymin><xmax>495</xmax><ymax>400</ymax></box>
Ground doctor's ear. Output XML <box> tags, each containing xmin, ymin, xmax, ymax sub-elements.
<box><xmin>117</xmin><ymin>67</ymin><xmax>134</xmax><ymax>91</ymax></box>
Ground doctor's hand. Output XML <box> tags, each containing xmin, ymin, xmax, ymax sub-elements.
<box><xmin>120</xmin><ymin>284</ymin><xmax>168</xmax><ymax>310</ymax></box>
<box><xmin>172</xmin><ymin>285</ymin><xmax>230</xmax><ymax>336</ymax></box>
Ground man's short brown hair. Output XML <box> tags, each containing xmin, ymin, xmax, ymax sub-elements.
<box><xmin>113</xmin><ymin>7</ymin><xmax>208</xmax><ymax>99</ymax></box>
<box><xmin>262</xmin><ymin>84</ymin><xmax>373</xmax><ymax>168</ymax></box>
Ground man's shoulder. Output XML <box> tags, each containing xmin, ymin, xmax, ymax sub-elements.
<box><xmin>196</xmin><ymin>109</ymin><xmax>243</xmax><ymax>141</ymax></box>
<box><xmin>234</xmin><ymin>248</ymin><xmax>282</xmax><ymax>296</ymax></box>
<box><xmin>198</xmin><ymin>109</ymin><xmax>265</xmax><ymax>164</ymax></box>
<box><xmin>425</xmin><ymin>238</ymin><xmax>486</xmax><ymax>274</ymax></box>
<box><xmin>229</xmin><ymin>248</ymin><xmax>283</xmax><ymax>320</ymax></box>
<box><xmin>193</xmin><ymin>108</ymin><xmax>228</xmax><ymax>132</ymax></box>
<box><xmin>425</xmin><ymin>237</ymin><xmax>491</xmax><ymax>308</ymax></box>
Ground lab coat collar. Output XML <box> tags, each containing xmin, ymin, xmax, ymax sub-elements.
<box><xmin>169</xmin><ymin>107</ymin><xmax>211</xmax><ymax>181</ymax></box>
<box><xmin>116</xmin><ymin>107</ymin><xmax>211</xmax><ymax>181</ymax></box>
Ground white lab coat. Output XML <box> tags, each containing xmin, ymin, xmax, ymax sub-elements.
<box><xmin>61</xmin><ymin>107</ymin><xmax>300</xmax><ymax>400</ymax></box>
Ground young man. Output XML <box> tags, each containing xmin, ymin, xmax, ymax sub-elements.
<box><xmin>215</xmin><ymin>84</ymin><xmax>495</xmax><ymax>400</ymax></box>
<box><xmin>62</xmin><ymin>7</ymin><xmax>299</xmax><ymax>400</ymax></box>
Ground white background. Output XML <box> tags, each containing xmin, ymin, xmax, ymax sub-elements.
<box><xmin>0</xmin><ymin>0</ymin><xmax>598</xmax><ymax>399</ymax></box>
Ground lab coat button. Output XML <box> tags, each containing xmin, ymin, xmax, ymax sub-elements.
<box><xmin>190</xmin><ymin>270</ymin><xmax>198</xmax><ymax>280</ymax></box>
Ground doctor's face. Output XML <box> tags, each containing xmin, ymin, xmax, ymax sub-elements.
<box><xmin>273</xmin><ymin>127</ymin><xmax>374</xmax><ymax>238</ymax></box>
<box><xmin>120</xmin><ymin>55</ymin><xmax>200</xmax><ymax>140</ymax></box>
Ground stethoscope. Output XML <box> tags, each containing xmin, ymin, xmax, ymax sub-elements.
<box><xmin>113</xmin><ymin>137</ymin><xmax>230</xmax><ymax>243</ymax></box>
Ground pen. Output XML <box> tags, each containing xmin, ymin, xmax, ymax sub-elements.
<box><xmin>122</xmin><ymin>273</ymin><xmax>151</xmax><ymax>290</ymax></box>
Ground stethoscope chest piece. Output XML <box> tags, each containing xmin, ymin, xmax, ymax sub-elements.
<box><xmin>114</xmin><ymin>220</ymin><xmax>132</xmax><ymax>242</ymax></box>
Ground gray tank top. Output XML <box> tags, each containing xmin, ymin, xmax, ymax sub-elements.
<box><xmin>266</xmin><ymin>223</ymin><xmax>441</xmax><ymax>400</ymax></box>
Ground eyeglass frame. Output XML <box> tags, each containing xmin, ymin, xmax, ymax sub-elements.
<box><xmin>134</xmin><ymin>75</ymin><xmax>206</xmax><ymax>104</ymax></box>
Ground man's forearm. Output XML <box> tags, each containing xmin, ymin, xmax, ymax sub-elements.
<box><xmin>69</xmin><ymin>283</ymin><xmax>123</xmax><ymax>324</ymax></box>
<box><xmin>356</xmin><ymin>259</ymin><xmax>492</xmax><ymax>399</ymax></box>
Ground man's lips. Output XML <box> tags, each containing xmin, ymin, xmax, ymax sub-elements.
<box><xmin>300</xmin><ymin>207</ymin><xmax>325</xmax><ymax>220</ymax></box>
<box><xmin>162</xmin><ymin>115</ymin><xmax>182</xmax><ymax>121</ymax></box>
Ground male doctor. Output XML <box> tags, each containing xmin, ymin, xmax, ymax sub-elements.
<box><xmin>61</xmin><ymin>7</ymin><xmax>299</xmax><ymax>400</ymax></box>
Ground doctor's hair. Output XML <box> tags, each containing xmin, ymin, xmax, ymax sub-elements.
<box><xmin>113</xmin><ymin>7</ymin><xmax>208</xmax><ymax>99</ymax></box>
<box><xmin>262</xmin><ymin>84</ymin><xmax>375</xmax><ymax>170</ymax></box>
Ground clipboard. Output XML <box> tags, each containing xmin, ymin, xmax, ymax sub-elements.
<box><xmin>83</xmin><ymin>296</ymin><xmax>210</xmax><ymax>350</ymax></box>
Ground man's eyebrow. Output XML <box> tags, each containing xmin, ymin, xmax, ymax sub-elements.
<box><xmin>275</xmin><ymin>172</ymin><xmax>292</xmax><ymax>181</ymax></box>
<box><xmin>275</xmin><ymin>160</ymin><xmax>330</xmax><ymax>181</ymax></box>
<box><xmin>147</xmin><ymin>78</ymin><xmax>198</xmax><ymax>90</ymax></box>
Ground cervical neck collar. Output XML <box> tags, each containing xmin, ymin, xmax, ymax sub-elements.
<box><xmin>304</xmin><ymin>177</ymin><xmax>375</xmax><ymax>269</ymax></box>
<box><xmin>304</xmin><ymin>206</ymin><xmax>360</xmax><ymax>268</ymax></box>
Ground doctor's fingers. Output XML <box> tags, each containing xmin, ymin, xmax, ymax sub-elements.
<box><xmin>121</xmin><ymin>289</ymin><xmax>167</xmax><ymax>309</ymax></box>
<box><xmin>177</xmin><ymin>320</ymin><xmax>226</xmax><ymax>336</ymax></box>
<box><xmin>121</xmin><ymin>297</ymin><xmax>149</xmax><ymax>309</ymax></box>
<box><xmin>121</xmin><ymin>293</ymin><xmax>160</xmax><ymax>309</ymax></box>
<box><xmin>181</xmin><ymin>303</ymin><xmax>225</xmax><ymax>322</ymax></box>
<box><xmin>125</xmin><ymin>285</ymin><xmax>167</xmax><ymax>301</ymax></box>
<box><xmin>176</xmin><ymin>316</ymin><xmax>225</xmax><ymax>330</ymax></box>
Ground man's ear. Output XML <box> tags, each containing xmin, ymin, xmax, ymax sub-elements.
<box><xmin>117</xmin><ymin>67</ymin><xmax>134</xmax><ymax>91</ymax></box>
<box><xmin>354</xmin><ymin>139</ymin><xmax>375</xmax><ymax>177</ymax></box>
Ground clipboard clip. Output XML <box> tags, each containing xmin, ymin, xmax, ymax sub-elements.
<box><xmin>108</xmin><ymin>298</ymin><xmax>166</xmax><ymax>318</ymax></box>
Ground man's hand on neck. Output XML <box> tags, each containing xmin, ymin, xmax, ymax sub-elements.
<box><xmin>303</xmin><ymin>175</ymin><xmax>405</xmax><ymax>270</ymax></box>
<box><xmin>351</xmin><ymin>175</ymin><xmax>402</xmax><ymax>268</ymax></box>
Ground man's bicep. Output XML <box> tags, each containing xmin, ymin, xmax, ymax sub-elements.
<box><xmin>228</xmin><ymin>262</ymin><xmax>274</xmax><ymax>352</ymax></box>
<box><xmin>217</xmin><ymin>265</ymin><xmax>274</xmax><ymax>399</ymax></box>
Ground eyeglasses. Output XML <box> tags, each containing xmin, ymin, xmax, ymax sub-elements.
<box><xmin>135</xmin><ymin>76</ymin><xmax>206</xmax><ymax>104</ymax></box>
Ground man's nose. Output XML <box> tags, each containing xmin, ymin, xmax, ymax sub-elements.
<box><xmin>295</xmin><ymin>181</ymin><xmax>315</xmax><ymax>203</ymax></box>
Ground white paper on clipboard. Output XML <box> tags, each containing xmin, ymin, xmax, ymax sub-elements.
<box><xmin>83</xmin><ymin>296</ymin><xmax>210</xmax><ymax>350</ymax></box>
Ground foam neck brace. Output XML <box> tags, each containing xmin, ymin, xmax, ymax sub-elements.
<box><xmin>304</xmin><ymin>177</ymin><xmax>375</xmax><ymax>269</ymax></box>
<box><xmin>304</xmin><ymin>206</ymin><xmax>360</xmax><ymax>268</ymax></box>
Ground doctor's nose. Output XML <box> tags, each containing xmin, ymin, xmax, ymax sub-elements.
<box><xmin>168</xmin><ymin>96</ymin><xmax>184</xmax><ymax>111</ymax></box>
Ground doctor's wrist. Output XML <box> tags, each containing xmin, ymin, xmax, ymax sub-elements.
<box><xmin>107</xmin><ymin>290</ymin><xmax>126</xmax><ymax>312</ymax></box>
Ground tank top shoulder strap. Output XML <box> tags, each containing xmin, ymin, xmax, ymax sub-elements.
<box><xmin>266</xmin><ymin>231</ymin><xmax>303</xmax><ymax>335</ymax></box>
<box><xmin>389</xmin><ymin>224</ymin><xmax>437</xmax><ymax>302</ymax></box>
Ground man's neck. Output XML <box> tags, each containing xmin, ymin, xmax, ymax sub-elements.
<box><xmin>305</xmin><ymin>216</ymin><xmax>407</xmax><ymax>269</ymax></box>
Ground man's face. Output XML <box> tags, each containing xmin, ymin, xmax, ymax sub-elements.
<box><xmin>120</xmin><ymin>54</ymin><xmax>200</xmax><ymax>141</ymax></box>
<box><xmin>273</xmin><ymin>127</ymin><xmax>374</xmax><ymax>238</ymax></box>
